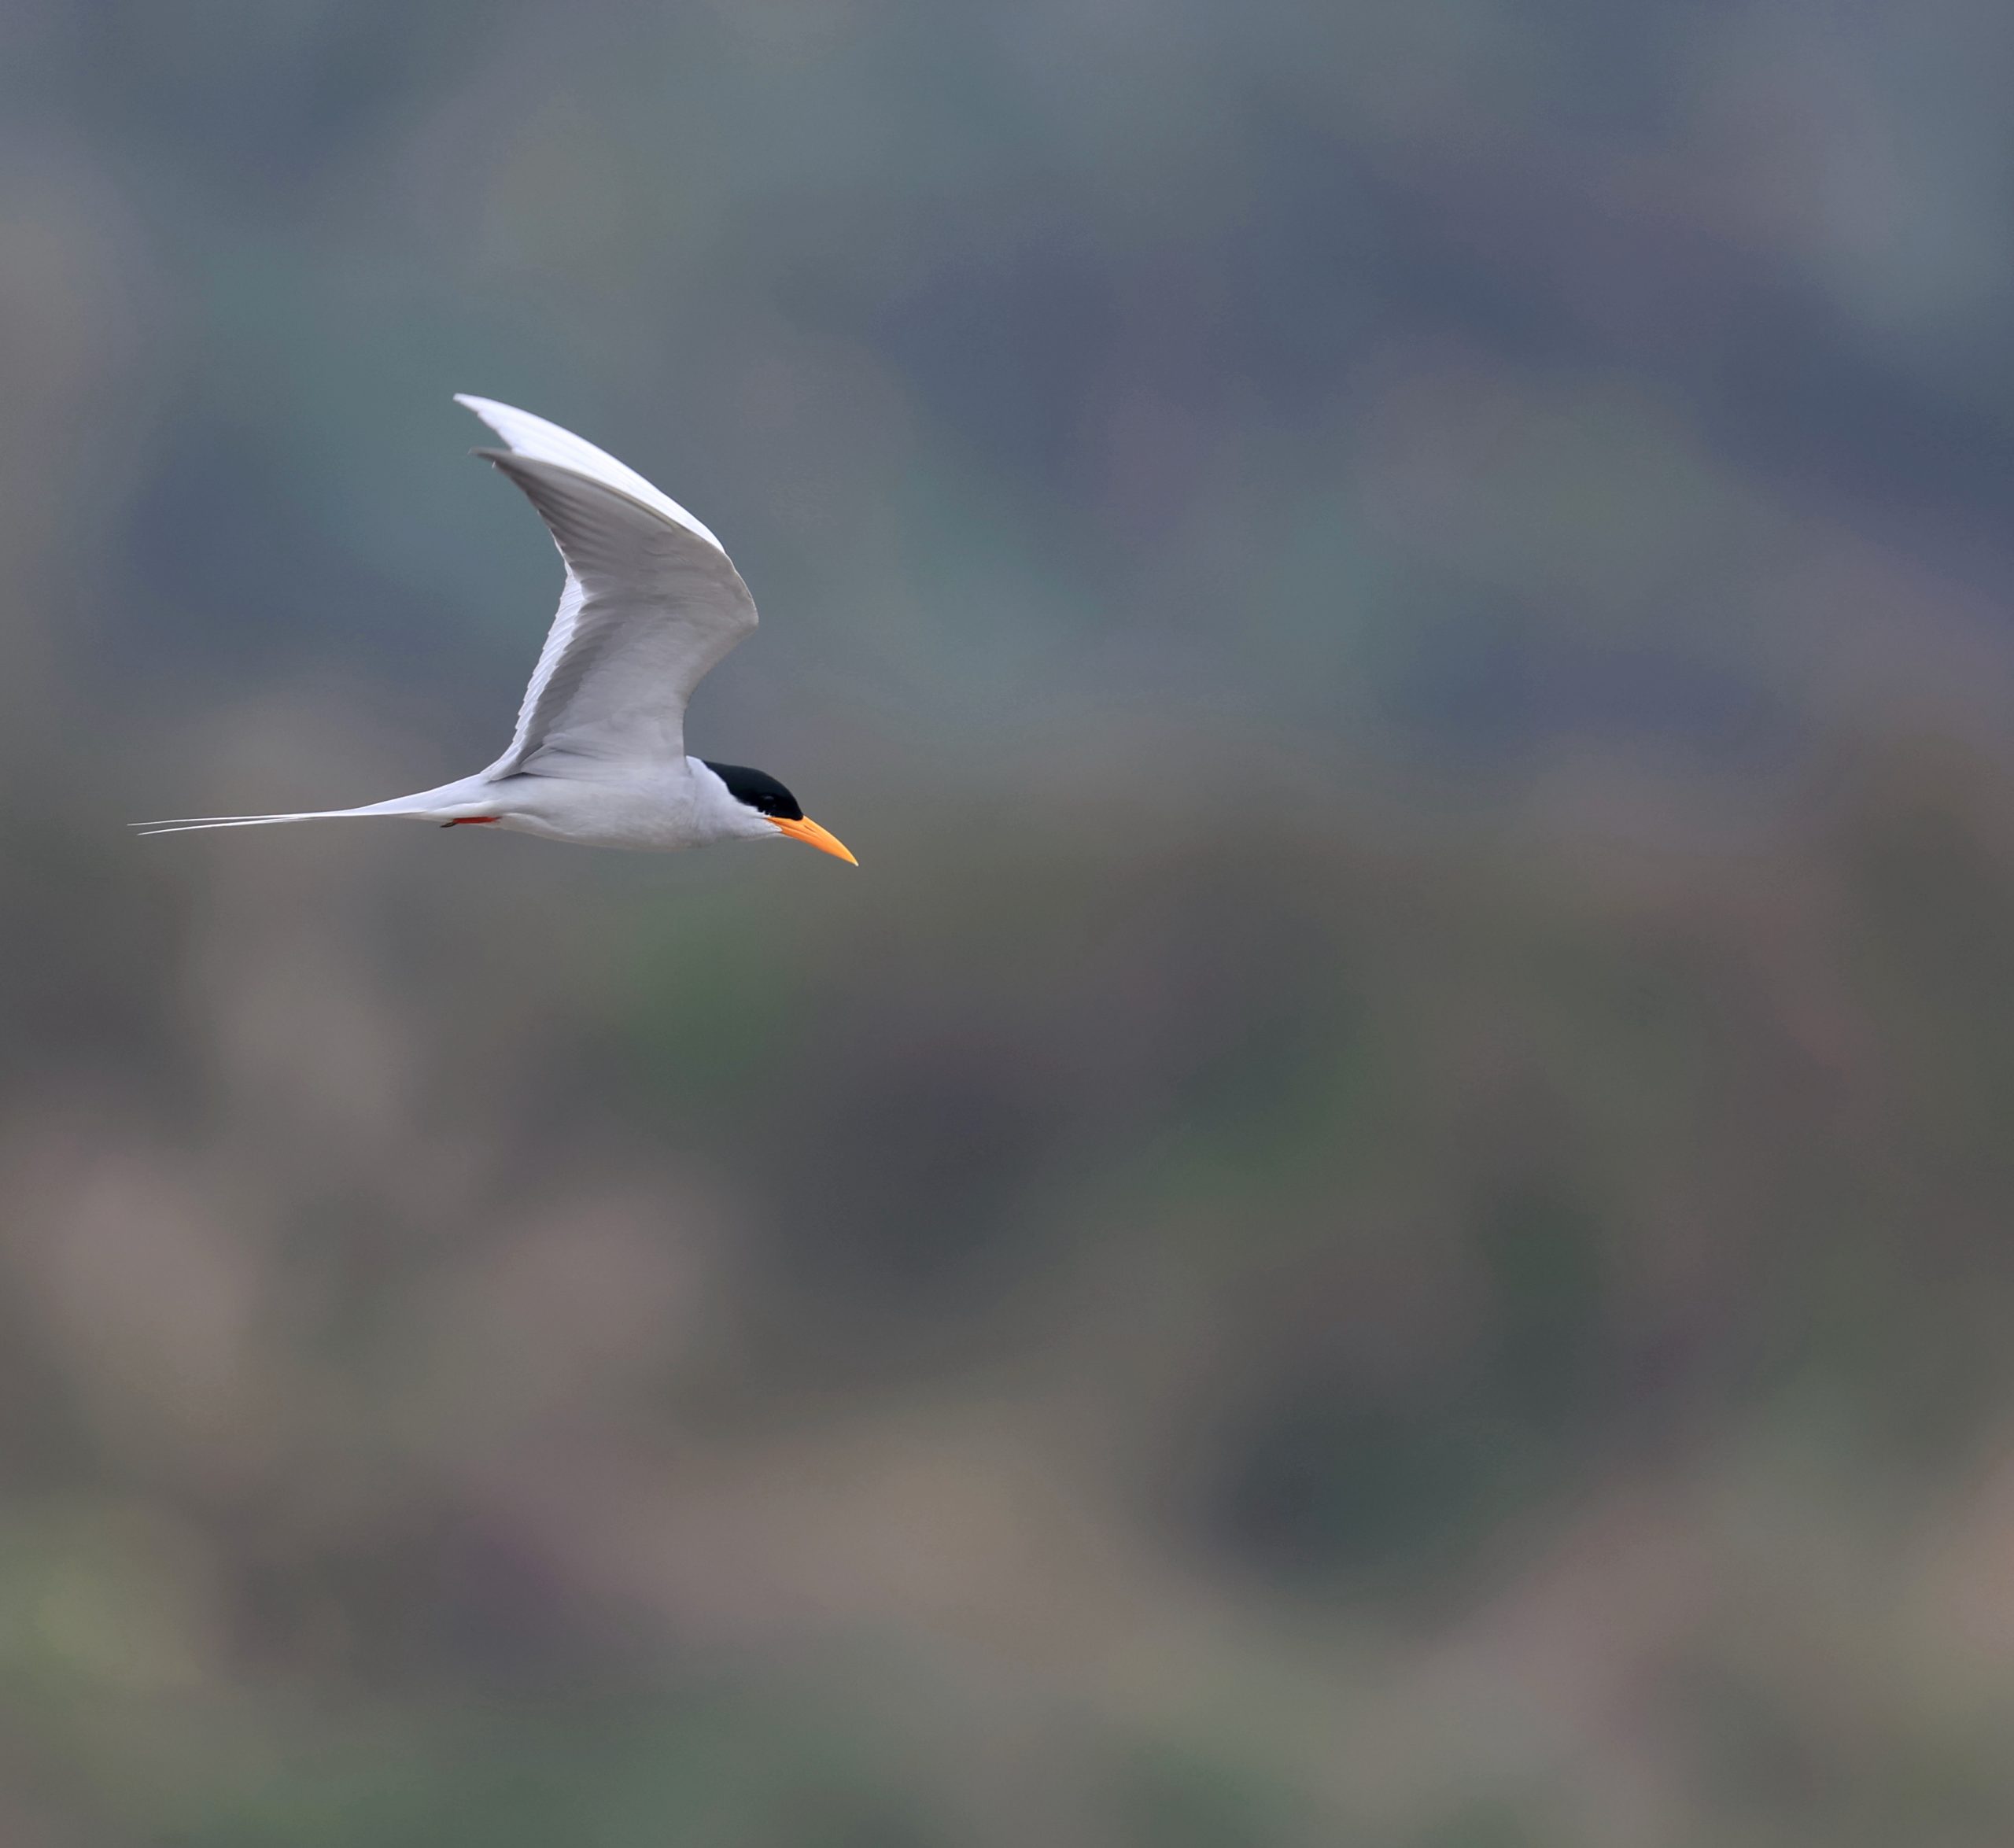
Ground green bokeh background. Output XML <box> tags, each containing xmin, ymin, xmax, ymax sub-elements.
<box><xmin>6</xmin><ymin>2</ymin><xmax>2014</xmax><ymax>1842</ymax></box>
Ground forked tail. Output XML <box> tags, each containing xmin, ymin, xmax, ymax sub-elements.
<box><xmin>131</xmin><ymin>785</ymin><xmax>492</xmax><ymax>836</ymax></box>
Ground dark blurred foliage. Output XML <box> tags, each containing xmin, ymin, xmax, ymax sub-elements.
<box><xmin>4</xmin><ymin>0</ymin><xmax>2014</xmax><ymax>1842</ymax></box>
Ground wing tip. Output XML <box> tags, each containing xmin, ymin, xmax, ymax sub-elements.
<box><xmin>456</xmin><ymin>393</ymin><xmax>516</xmax><ymax>438</ymax></box>
<box><xmin>453</xmin><ymin>398</ymin><xmax>732</xmax><ymax>555</ymax></box>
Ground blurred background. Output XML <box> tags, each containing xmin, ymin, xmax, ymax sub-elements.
<box><xmin>4</xmin><ymin>1</ymin><xmax>2014</xmax><ymax>1842</ymax></box>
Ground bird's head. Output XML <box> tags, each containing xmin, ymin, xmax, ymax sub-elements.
<box><xmin>699</xmin><ymin>759</ymin><xmax>857</xmax><ymax>864</ymax></box>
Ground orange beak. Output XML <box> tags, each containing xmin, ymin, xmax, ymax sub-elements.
<box><xmin>767</xmin><ymin>814</ymin><xmax>858</xmax><ymax>865</ymax></box>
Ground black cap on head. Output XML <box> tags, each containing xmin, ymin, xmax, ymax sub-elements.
<box><xmin>703</xmin><ymin>760</ymin><xmax>803</xmax><ymax>821</ymax></box>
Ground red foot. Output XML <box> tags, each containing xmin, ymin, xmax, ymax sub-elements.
<box><xmin>442</xmin><ymin>817</ymin><xmax>500</xmax><ymax>827</ymax></box>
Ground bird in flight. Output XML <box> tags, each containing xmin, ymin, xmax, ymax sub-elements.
<box><xmin>135</xmin><ymin>396</ymin><xmax>856</xmax><ymax>865</ymax></box>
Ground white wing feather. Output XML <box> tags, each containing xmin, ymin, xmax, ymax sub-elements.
<box><xmin>457</xmin><ymin>397</ymin><xmax>756</xmax><ymax>777</ymax></box>
<box><xmin>455</xmin><ymin>395</ymin><xmax>726</xmax><ymax>551</ymax></box>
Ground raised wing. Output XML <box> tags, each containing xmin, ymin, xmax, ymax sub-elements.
<box><xmin>457</xmin><ymin>396</ymin><xmax>756</xmax><ymax>776</ymax></box>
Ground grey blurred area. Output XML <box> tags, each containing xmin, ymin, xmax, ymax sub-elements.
<box><xmin>5</xmin><ymin>0</ymin><xmax>2014</xmax><ymax>1842</ymax></box>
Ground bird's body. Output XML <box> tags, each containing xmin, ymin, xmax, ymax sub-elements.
<box><xmin>135</xmin><ymin>397</ymin><xmax>857</xmax><ymax>865</ymax></box>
